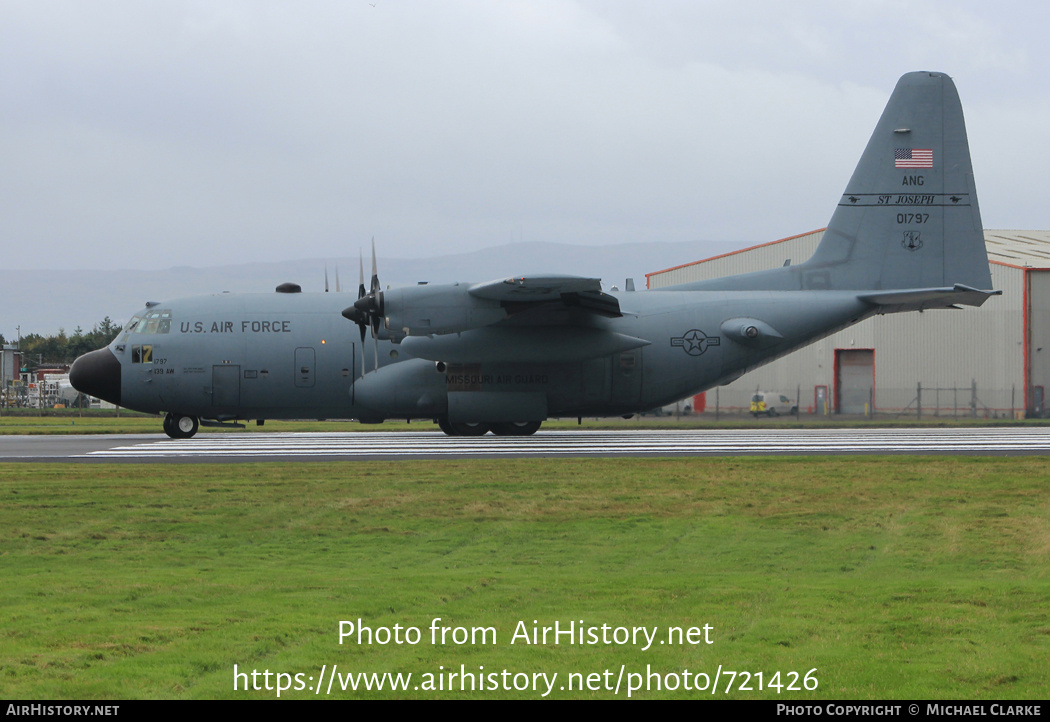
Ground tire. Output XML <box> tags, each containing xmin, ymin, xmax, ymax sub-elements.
<box><xmin>165</xmin><ymin>413</ymin><xmax>199</xmax><ymax>439</ymax></box>
<box><xmin>450</xmin><ymin>422</ymin><xmax>489</xmax><ymax>436</ymax></box>
<box><xmin>490</xmin><ymin>420</ymin><xmax>542</xmax><ymax>436</ymax></box>
<box><xmin>437</xmin><ymin>417</ymin><xmax>457</xmax><ymax>436</ymax></box>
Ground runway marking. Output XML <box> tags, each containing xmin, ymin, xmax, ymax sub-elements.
<box><xmin>81</xmin><ymin>427</ymin><xmax>1050</xmax><ymax>459</ymax></box>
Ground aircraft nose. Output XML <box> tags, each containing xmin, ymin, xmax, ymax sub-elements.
<box><xmin>69</xmin><ymin>348</ymin><xmax>122</xmax><ymax>406</ymax></box>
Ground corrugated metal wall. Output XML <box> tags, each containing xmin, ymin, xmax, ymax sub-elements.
<box><xmin>647</xmin><ymin>231</ymin><xmax>825</xmax><ymax>288</ymax></box>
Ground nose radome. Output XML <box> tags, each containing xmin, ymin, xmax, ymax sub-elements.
<box><xmin>69</xmin><ymin>348</ymin><xmax>122</xmax><ymax>406</ymax></box>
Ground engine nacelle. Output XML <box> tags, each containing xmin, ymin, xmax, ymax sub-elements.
<box><xmin>381</xmin><ymin>284</ymin><xmax>506</xmax><ymax>341</ymax></box>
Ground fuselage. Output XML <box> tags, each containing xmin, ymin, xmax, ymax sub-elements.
<box><xmin>71</xmin><ymin>286</ymin><xmax>872</xmax><ymax>426</ymax></box>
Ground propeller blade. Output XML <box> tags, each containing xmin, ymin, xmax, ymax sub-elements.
<box><xmin>357</xmin><ymin>251</ymin><xmax>366</xmax><ymax>300</ymax></box>
<box><xmin>348</xmin><ymin>251</ymin><xmax>367</xmax><ymax>343</ymax></box>
<box><xmin>370</xmin><ymin>237</ymin><xmax>379</xmax><ymax>295</ymax></box>
<box><xmin>324</xmin><ymin>264</ymin><xmax>330</xmax><ymax>293</ymax></box>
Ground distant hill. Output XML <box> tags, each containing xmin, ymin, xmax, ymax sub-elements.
<box><xmin>3</xmin><ymin>239</ymin><xmax>744</xmax><ymax>338</ymax></box>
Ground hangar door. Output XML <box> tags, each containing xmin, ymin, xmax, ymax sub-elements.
<box><xmin>835</xmin><ymin>349</ymin><xmax>874</xmax><ymax>414</ymax></box>
<box><xmin>1027</xmin><ymin>270</ymin><xmax>1050</xmax><ymax>415</ymax></box>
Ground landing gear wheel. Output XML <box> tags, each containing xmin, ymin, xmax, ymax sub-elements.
<box><xmin>437</xmin><ymin>417</ymin><xmax>457</xmax><ymax>436</ymax></box>
<box><xmin>490</xmin><ymin>421</ymin><xmax>542</xmax><ymax>436</ymax></box>
<box><xmin>450</xmin><ymin>422</ymin><xmax>490</xmax><ymax>436</ymax></box>
<box><xmin>164</xmin><ymin>413</ymin><xmax>199</xmax><ymax>439</ymax></box>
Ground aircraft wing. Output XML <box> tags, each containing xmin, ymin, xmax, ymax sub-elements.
<box><xmin>469</xmin><ymin>274</ymin><xmax>622</xmax><ymax>317</ymax></box>
<box><xmin>858</xmin><ymin>284</ymin><xmax>1001</xmax><ymax>313</ymax></box>
<box><xmin>375</xmin><ymin>273</ymin><xmax>623</xmax><ymax>345</ymax></box>
<box><xmin>376</xmin><ymin>274</ymin><xmax>633</xmax><ymax>363</ymax></box>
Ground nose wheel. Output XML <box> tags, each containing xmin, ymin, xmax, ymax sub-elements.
<box><xmin>163</xmin><ymin>412</ymin><xmax>200</xmax><ymax>439</ymax></box>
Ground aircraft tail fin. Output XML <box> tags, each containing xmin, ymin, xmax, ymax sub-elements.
<box><xmin>802</xmin><ymin>71</ymin><xmax>992</xmax><ymax>292</ymax></box>
<box><xmin>664</xmin><ymin>72</ymin><xmax>993</xmax><ymax>296</ymax></box>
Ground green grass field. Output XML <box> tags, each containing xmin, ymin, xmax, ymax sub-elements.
<box><xmin>2</xmin><ymin>456</ymin><xmax>1047</xmax><ymax>699</ymax></box>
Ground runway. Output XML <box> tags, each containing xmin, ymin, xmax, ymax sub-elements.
<box><xmin>3</xmin><ymin>427</ymin><xmax>1050</xmax><ymax>462</ymax></box>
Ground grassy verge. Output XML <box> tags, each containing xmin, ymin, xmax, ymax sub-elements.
<box><xmin>2</xmin><ymin>457</ymin><xmax>1047</xmax><ymax>699</ymax></box>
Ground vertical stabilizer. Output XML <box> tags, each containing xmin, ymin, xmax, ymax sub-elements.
<box><xmin>803</xmin><ymin>71</ymin><xmax>990</xmax><ymax>291</ymax></box>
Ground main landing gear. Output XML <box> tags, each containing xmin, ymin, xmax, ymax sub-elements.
<box><xmin>436</xmin><ymin>418</ymin><xmax>542</xmax><ymax>436</ymax></box>
<box><xmin>163</xmin><ymin>412</ymin><xmax>200</xmax><ymax>439</ymax></box>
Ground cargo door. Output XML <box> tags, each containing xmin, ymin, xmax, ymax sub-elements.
<box><xmin>610</xmin><ymin>349</ymin><xmax>642</xmax><ymax>405</ymax></box>
<box><xmin>581</xmin><ymin>357</ymin><xmax>609</xmax><ymax>403</ymax></box>
<box><xmin>212</xmin><ymin>365</ymin><xmax>241</xmax><ymax>407</ymax></box>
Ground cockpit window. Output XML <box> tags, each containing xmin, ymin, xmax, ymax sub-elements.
<box><xmin>122</xmin><ymin>314</ymin><xmax>143</xmax><ymax>342</ymax></box>
<box><xmin>135</xmin><ymin>309</ymin><xmax>172</xmax><ymax>335</ymax></box>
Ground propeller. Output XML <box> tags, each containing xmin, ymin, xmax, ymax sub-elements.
<box><xmin>365</xmin><ymin>239</ymin><xmax>384</xmax><ymax>336</ymax></box>
<box><xmin>342</xmin><ymin>253</ymin><xmax>368</xmax><ymax>343</ymax></box>
<box><xmin>341</xmin><ymin>239</ymin><xmax>384</xmax><ymax>372</ymax></box>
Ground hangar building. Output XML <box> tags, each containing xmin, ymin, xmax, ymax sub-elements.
<box><xmin>646</xmin><ymin>230</ymin><xmax>1050</xmax><ymax>417</ymax></box>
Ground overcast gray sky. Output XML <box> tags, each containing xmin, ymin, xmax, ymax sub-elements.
<box><xmin>2</xmin><ymin>0</ymin><xmax>1048</xmax><ymax>271</ymax></box>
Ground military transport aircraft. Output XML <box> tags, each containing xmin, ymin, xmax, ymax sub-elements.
<box><xmin>71</xmin><ymin>72</ymin><xmax>997</xmax><ymax>438</ymax></box>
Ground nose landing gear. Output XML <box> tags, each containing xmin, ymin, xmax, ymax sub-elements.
<box><xmin>163</xmin><ymin>412</ymin><xmax>200</xmax><ymax>439</ymax></box>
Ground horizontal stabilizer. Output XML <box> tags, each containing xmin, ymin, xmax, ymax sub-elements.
<box><xmin>858</xmin><ymin>284</ymin><xmax>1001</xmax><ymax>313</ymax></box>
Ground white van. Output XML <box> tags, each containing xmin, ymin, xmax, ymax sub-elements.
<box><xmin>750</xmin><ymin>391</ymin><xmax>798</xmax><ymax>417</ymax></box>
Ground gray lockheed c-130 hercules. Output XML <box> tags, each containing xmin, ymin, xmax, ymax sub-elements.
<box><xmin>71</xmin><ymin>72</ymin><xmax>998</xmax><ymax>438</ymax></box>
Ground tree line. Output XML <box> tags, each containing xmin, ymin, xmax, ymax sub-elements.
<box><xmin>1</xmin><ymin>318</ymin><xmax>123</xmax><ymax>367</ymax></box>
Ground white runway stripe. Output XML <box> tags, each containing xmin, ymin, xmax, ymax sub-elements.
<box><xmin>82</xmin><ymin>427</ymin><xmax>1050</xmax><ymax>459</ymax></box>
